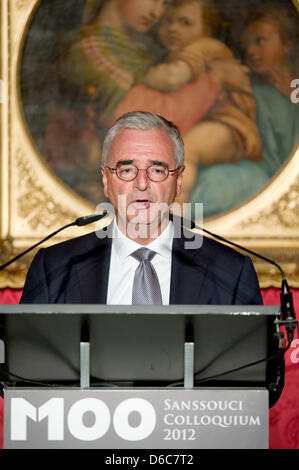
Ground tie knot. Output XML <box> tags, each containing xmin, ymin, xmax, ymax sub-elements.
<box><xmin>131</xmin><ymin>247</ymin><xmax>156</xmax><ymax>263</ymax></box>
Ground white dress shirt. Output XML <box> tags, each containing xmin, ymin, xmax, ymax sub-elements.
<box><xmin>107</xmin><ymin>220</ymin><xmax>174</xmax><ymax>305</ymax></box>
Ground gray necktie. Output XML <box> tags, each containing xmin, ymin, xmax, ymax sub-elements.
<box><xmin>131</xmin><ymin>248</ymin><xmax>163</xmax><ymax>305</ymax></box>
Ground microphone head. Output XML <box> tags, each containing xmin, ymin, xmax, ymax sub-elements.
<box><xmin>75</xmin><ymin>211</ymin><xmax>107</xmax><ymax>226</ymax></box>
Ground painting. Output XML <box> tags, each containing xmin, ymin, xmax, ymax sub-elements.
<box><xmin>20</xmin><ymin>0</ymin><xmax>299</xmax><ymax>216</ymax></box>
<box><xmin>0</xmin><ymin>0</ymin><xmax>299</xmax><ymax>288</ymax></box>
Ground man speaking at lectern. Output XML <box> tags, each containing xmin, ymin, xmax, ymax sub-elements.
<box><xmin>20</xmin><ymin>111</ymin><xmax>284</xmax><ymax>406</ymax></box>
<box><xmin>20</xmin><ymin>111</ymin><xmax>263</xmax><ymax>306</ymax></box>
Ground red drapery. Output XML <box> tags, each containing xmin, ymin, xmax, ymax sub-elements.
<box><xmin>0</xmin><ymin>287</ymin><xmax>298</xmax><ymax>449</ymax></box>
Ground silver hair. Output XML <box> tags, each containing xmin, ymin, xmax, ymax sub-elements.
<box><xmin>101</xmin><ymin>111</ymin><xmax>185</xmax><ymax>166</ymax></box>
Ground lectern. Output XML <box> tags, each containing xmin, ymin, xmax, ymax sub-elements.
<box><xmin>0</xmin><ymin>304</ymin><xmax>280</xmax><ymax>449</ymax></box>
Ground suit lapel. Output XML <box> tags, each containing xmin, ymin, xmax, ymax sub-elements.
<box><xmin>74</xmin><ymin>228</ymin><xmax>112</xmax><ymax>304</ymax></box>
<box><xmin>170</xmin><ymin>235</ymin><xmax>210</xmax><ymax>305</ymax></box>
<box><xmin>69</xmin><ymin>226</ymin><xmax>212</xmax><ymax>305</ymax></box>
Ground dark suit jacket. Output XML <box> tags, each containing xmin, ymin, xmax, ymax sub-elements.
<box><xmin>20</xmin><ymin>227</ymin><xmax>263</xmax><ymax>305</ymax></box>
<box><xmin>20</xmin><ymin>226</ymin><xmax>284</xmax><ymax>406</ymax></box>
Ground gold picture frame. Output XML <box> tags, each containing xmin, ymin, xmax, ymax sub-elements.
<box><xmin>0</xmin><ymin>0</ymin><xmax>299</xmax><ymax>289</ymax></box>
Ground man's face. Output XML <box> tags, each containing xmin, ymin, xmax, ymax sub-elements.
<box><xmin>101</xmin><ymin>128</ymin><xmax>183</xmax><ymax>234</ymax></box>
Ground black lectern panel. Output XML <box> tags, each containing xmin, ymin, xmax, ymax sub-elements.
<box><xmin>0</xmin><ymin>305</ymin><xmax>279</xmax><ymax>386</ymax></box>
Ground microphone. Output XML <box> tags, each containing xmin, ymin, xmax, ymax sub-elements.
<box><xmin>169</xmin><ymin>212</ymin><xmax>298</xmax><ymax>344</ymax></box>
<box><xmin>0</xmin><ymin>211</ymin><xmax>108</xmax><ymax>272</ymax></box>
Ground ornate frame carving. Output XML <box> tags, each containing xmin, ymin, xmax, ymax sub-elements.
<box><xmin>1</xmin><ymin>0</ymin><xmax>299</xmax><ymax>288</ymax></box>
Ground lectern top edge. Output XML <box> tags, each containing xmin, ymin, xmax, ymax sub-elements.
<box><xmin>0</xmin><ymin>304</ymin><xmax>280</xmax><ymax>316</ymax></box>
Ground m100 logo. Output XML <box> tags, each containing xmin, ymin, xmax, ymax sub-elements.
<box><xmin>11</xmin><ymin>397</ymin><xmax>157</xmax><ymax>442</ymax></box>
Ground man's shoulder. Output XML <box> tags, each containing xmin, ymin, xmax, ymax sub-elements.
<box><xmin>178</xmin><ymin>230</ymin><xmax>257</xmax><ymax>278</ymax></box>
<box><xmin>201</xmin><ymin>235</ymin><xmax>245</xmax><ymax>261</ymax></box>
<box><xmin>177</xmin><ymin>231</ymin><xmax>246</xmax><ymax>263</ymax></box>
<box><xmin>40</xmin><ymin>227</ymin><xmax>111</xmax><ymax>262</ymax></box>
<box><xmin>172</xmin><ymin>231</ymin><xmax>262</xmax><ymax>304</ymax></box>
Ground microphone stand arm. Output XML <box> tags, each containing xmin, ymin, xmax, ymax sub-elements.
<box><xmin>196</xmin><ymin>224</ymin><xmax>298</xmax><ymax>343</ymax></box>
<box><xmin>172</xmin><ymin>213</ymin><xmax>298</xmax><ymax>345</ymax></box>
<box><xmin>0</xmin><ymin>212</ymin><xmax>107</xmax><ymax>272</ymax></box>
<box><xmin>0</xmin><ymin>222</ymin><xmax>76</xmax><ymax>272</ymax></box>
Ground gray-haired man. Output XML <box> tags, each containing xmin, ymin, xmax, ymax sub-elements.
<box><xmin>21</xmin><ymin>110</ymin><xmax>263</xmax><ymax>306</ymax></box>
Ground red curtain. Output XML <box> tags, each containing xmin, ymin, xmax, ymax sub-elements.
<box><xmin>0</xmin><ymin>287</ymin><xmax>298</xmax><ymax>449</ymax></box>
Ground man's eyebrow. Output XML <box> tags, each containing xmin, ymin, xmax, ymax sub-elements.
<box><xmin>115</xmin><ymin>159</ymin><xmax>168</xmax><ymax>167</ymax></box>
<box><xmin>150</xmin><ymin>160</ymin><xmax>168</xmax><ymax>167</ymax></box>
<box><xmin>115</xmin><ymin>159</ymin><xmax>133</xmax><ymax>166</ymax></box>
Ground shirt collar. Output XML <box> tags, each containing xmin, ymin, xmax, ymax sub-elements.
<box><xmin>112</xmin><ymin>219</ymin><xmax>173</xmax><ymax>261</ymax></box>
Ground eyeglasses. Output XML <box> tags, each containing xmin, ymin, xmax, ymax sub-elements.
<box><xmin>106</xmin><ymin>164</ymin><xmax>182</xmax><ymax>182</ymax></box>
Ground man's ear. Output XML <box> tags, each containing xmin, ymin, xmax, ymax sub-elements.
<box><xmin>101</xmin><ymin>165</ymin><xmax>108</xmax><ymax>199</ymax></box>
<box><xmin>176</xmin><ymin>166</ymin><xmax>185</xmax><ymax>198</ymax></box>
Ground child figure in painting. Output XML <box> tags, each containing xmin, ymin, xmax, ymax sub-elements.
<box><xmin>241</xmin><ymin>3</ymin><xmax>299</xmax><ymax>105</ymax></box>
<box><xmin>140</xmin><ymin>0</ymin><xmax>263</xmax><ymax>202</ymax></box>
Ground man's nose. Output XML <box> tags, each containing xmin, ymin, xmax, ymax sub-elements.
<box><xmin>134</xmin><ymin>169</ymin><xmax>150</xmax><ymax>190</ymax></box>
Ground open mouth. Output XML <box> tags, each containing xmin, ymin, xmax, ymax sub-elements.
<box><xmin>131</xmin><ymin>199</ymin><xmax>151</xmax><ymax>209</ymax></box>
